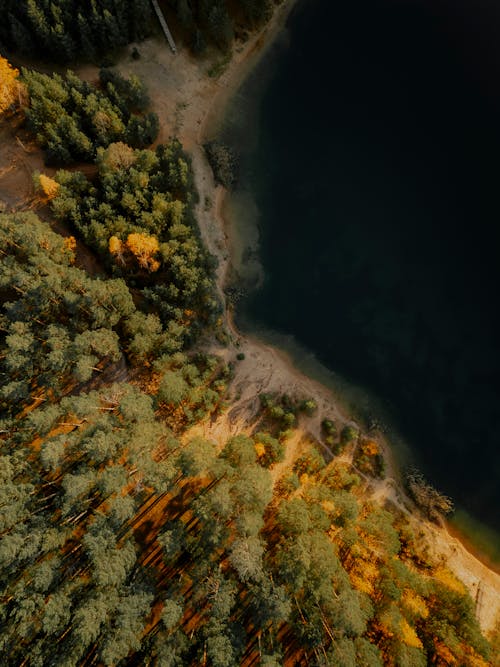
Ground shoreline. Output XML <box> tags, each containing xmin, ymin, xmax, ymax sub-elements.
<box><xmin>50</xmin><ymin>1</ymin><xmax>500</xmax><ymax>635</ymax></box>
<box><xmin>198</xmin><ymin>0</ymin><xmax>300</xmax><ymax>144</ymax></box>
<box><xmin>446</xmin><ymin>517</ymin><xmax>500</xmax><ymax>577</ymax></box>
<box><xmin>186</xmin><ymin>1</ymin><xmax>500</xmax><ymax>634</ymax></box>
<box><xmin>232</xmin><ymin>308</ymin><xmax>500</xmax><ymax>579</ymax></box>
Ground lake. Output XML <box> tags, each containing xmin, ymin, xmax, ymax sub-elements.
<box><xmin>222</xmin><ymin>0</ymin><xmax>500</xmax><ymax>552</ymax></box>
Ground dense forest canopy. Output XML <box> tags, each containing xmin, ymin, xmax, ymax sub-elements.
<box><xmin>0</xmin><ymin>61</ymin><xmax>220</xmax><ymax>414</ymax></box>
<box><xmin>0</xmin><ymin>0</ymin><xmax>275</xmax><ymax>62</ymax></box>
<box><xmin>0</xmin><ymin>339</ymin><xmax>492</xmax><ymax>664</ymax></box>
<box><xmin>23</xmin><ymin>68</ymin><xmax>159</xmax><ymax>164</ymax></box>
<box><xmin>8</xmin><ymin>63</ymin><xmax>220</xmax><ymax>356</ymax></box>
<box><xmin>0</xmin><ymin>212</ymin><xmax>134</xmax><ymax>414</ymax></box>
<box><xmin>0</xmin><ymin>206</ymin><xmax>493</xmax><ymax>663</ymax></box>
<box><xmin>50</xmin><ymin>139</ymin><xmax>219</xmax><ymax>345</ymax></box>
<box><xmin>0</xmin><ymin>0</ymin><xmax>153</xmax><ymax>62</ymax></box>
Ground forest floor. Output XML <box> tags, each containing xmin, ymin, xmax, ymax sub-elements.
<box><xmin>1</xmin><ymin>0</ymin><xmax>499</xmax><ymax>637</ymax></box>
<box><xmin>0</xmin><ymin>118</ymin><xmax>44</xmax><ymax>211</ymax></box>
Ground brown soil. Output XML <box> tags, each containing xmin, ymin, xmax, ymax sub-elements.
<box><xmin>0</xmin><ymin>116</ymin><xmax>46</xmax><ymax>211</ymax></box>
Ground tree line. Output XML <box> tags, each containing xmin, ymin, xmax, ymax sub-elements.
<box><xmin>0</xmin><ymin>0</ymin><xmax>152</xmax><ymax>62</ymax></box>
<box><xmin>23</xmin><ymin>67</ymin><xmax>159</xmax><ymax>165</ymax></box>
<box><xmin>0</xmin><ymin>0</ymin><xmax>277</xmax><ymax>63</ymax></box>
<box><xmin>166</xmin><ymin>0</ymin><xmax>274</xmax><ymax>54</ymax></box>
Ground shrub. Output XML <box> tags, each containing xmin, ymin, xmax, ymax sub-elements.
<box><xmin>204</xmin><ymin>141</ymin><xmax>237</xmax><ymax>188</ymax></box>
<box><xmin>406</xmin><ymin>471</ymin><xmax>454</xmax><ymax>522</ymax></box>
<box><xmin>341</xmin><ymin>425</ymin><xmax>359</xmax><ymax>446</ymax></box>
<box><xmin>300</xmin><ymin>398</ymin><xmax>318</xmax><ymax>416</ymax></box>
<box><xmin>253</xmin><ymin>432</ymin><xmax>285</xmax><ymax>468</ymax></box>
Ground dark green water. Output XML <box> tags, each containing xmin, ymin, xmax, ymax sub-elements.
<box><xmin>224</xmin><ymin>0</ymin><xmax>500</xmax><ymax>544</ymax></box>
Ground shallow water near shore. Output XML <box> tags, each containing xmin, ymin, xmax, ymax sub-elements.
<box><xmin>221</xmin><ymin>0</ymin><xmax>500</xmax><ymax>557</ymax></box>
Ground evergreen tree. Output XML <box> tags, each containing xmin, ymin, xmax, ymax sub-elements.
<box><xmin>23</xmin><ymin>68</ymin><xmax>159</xmax><ymax>165</ymax></box>
<box><xmin>0</xmin><ymin>0</ymin><xmax>153</xmax><ymax>63</ymax></box>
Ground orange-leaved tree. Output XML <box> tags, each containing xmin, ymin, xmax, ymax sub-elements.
<box><xmin>38</xmin><ymin>174</ymin><xmax>60</xmax><ymax>199</ymax></box>
<box><xmin>0</xmin><ymin>56</ymin><xmax>23</xmax><ymax>114</ymax></box>
<box><xmin>126</xmin><ymin>233</ymin><xmax>160</xmax><ymax>271</ymax></box>
<box><xmin>109</xmin><ymin>233</ymin><xmax>160</xmax><ymax>272</ymax></box>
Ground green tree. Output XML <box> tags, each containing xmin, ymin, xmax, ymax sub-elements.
<box><xmin>158</xmin><ymin>370</ymin><xmax>189</xmax><ymax>405</ymax></box>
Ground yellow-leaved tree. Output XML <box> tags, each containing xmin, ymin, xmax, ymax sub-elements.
<box><xmin>126</xmin><ymin>233</ymin><xmax>160</xmax><ymax>272</ymax></box>
<box><xmin>0</xmin><ymin>56</ymin><xmax>22</xmax><ymax>114</ymax></box>
<box><xmin>108</xmin><ymin>236</ymin><xmax>122</xmax><ymax>254</ymax></box>
<box><xmin>38</xmin><ymin>174</ymin><xmax>60</xmax><ymax>199</ymax></box>
<box><xmin>109</xmin><ymin>233</ymin><xmax>160</xmax><ymax>272</ymax></box>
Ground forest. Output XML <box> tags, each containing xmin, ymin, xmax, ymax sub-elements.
<box><xmin>0</xmin><ymin>0</ymin><xmax>274</xmax><ymax>62</ymax></box>
<box><xmin>0</xmin><ymin>208</ymin><xmax>493</xmax><ymax>663</ymax></box>
<box><xmin>0</xmin><ymin>231</ymin><xmax>494</xmax><ymax>664</ymax></box>
<box><xmin>0</xmin><ymin>0</ymin><xmax>153</xmax><ymax>62</ymax></box>
<box><xmin>0</xmin><ymin>8</ymin><xmax>499</xmax><ymax>666</ymax></box>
